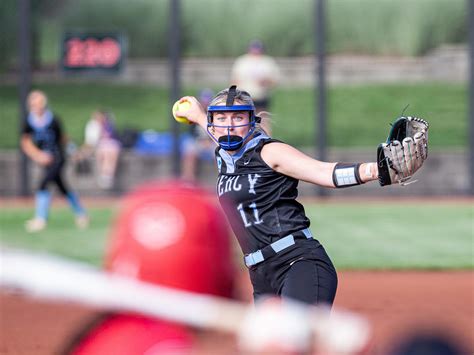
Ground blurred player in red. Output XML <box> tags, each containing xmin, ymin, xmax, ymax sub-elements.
<box><xmin>61</xmin><ymin>181</ymin><xmax>238</xmax><ymax>355</ymax></box>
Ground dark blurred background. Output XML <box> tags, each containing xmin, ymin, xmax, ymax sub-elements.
<box><xmin>0</xmin><ymin>0</ymin><xmax>471</xmax><ymax>197</ymax></box>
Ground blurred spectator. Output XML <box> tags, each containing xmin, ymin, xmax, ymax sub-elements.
<box><xmin>181</xmin><ymin>89</ymin><xmax>216</xmax><ymax>181</ymax></box>
<box><xmin>61</xmin><ymin>181</ymin><xmax>238</xmax><ymax>355</ymax></box>
<box><xmin>83</xmin><ymin>110</ymin><xmax>122</xmax><ymax>189</ymax></box>
<box><xmin>21</xmin><ymin>89</ymin><xmax>88</xmax><ymax>232</ymax></box>
<box><xmin>388</xmin><ymin>331</ymin><xmax>466</xmax><ymax>355</ymax></box>
<box><xmin>231</xmin><ymin>39</ymin><xmax>280</xmax><ymax>135</ymax></box>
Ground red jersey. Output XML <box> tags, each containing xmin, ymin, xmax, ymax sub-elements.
<box><xmin>68</xmin><ymin>314</ymin><xmax>194</xmax><ymax>355</ymax></box>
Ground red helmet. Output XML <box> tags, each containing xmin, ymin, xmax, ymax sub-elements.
<box><xmin>105</xmin><ymin>181</ymin><xmax>235</xmax><ymax>298</ymax></box>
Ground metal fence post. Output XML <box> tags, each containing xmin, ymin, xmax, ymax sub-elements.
<box><xmin>18</xmin><ymin>0</ymin><xmax>31</xmax><ymax>196</ymax></box>
<box><xmin>169</xmin><ymin>0</ymin><xmax>182</xmax><ymax>178</ymax></box>
<box><xmin>315</xmin><ymin>0</ymin><xmax>328</xmax><ymax>197</ymax></box>
<box><xmin>469</xmin><ymin>0</ymin><xmax>474</xmax><ymax>195</ymax></box>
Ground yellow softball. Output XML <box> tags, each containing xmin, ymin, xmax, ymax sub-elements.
<box><xmin>172</xmin><ymin>100</ymin><xmax>192</xmax><ymax>124</ymax></box>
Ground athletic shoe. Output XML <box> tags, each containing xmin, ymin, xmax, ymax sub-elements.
<box><xmin>75</xmin><ymin>215</ymin><xmax>90</xmax><ymax>229</ymax></box>
<box><xmin>25</xmin><ymin>218</ymin><xmax>47</xmax><ymax>233</ymax></box>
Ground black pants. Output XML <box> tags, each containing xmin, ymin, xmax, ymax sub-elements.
<box><xmin>248</xmin><ymin>238</ymin><xmax>338</xmax><ymax>306</ymax></box>
<box><xmin>38</xmin><ymin>158</ymin><xmax>70</xmax><ymax>195</ymax></box>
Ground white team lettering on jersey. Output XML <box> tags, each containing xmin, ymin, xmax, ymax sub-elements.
<box><xmin>248</xmin><ymin>174</ymin><xmax>261</xmax><ymax>194</ymax></box>
<box><xmin>218</xmin><ymin>175</ymin><xmax>242</xmax><ymax>196</ymax></box>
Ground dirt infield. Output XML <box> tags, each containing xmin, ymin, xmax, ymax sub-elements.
<box><xmin>1</xmin><ymin>271</ymin><xmax>472</xmax><ymax>354</ymax></box>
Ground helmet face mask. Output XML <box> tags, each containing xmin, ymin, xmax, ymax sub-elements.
<box><xmin>207</xmin><ymin>105</ymin><xmax>257</xmax><ymax>151</ymax></box>
<box><xmin>207</xmin><ymin>86</ymin><xmax>260</xmax><ymax>151</ymax></box>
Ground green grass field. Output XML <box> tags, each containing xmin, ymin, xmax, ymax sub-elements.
<box><xmin>0</xmin><ymin>207</ymin><xmax>115</xmax><ymax>265</ymax></box>
<box><xmin>0</xmin><ymin>82</ymin><xmax>467</xmax><ymax>149</ymax></box>
<box><xmin>1</xmin><ymin>201</ymin><xmax>472</xmax><ymax>270</ymax></box>
<box><xmin>308</xmin><ymin>203</ymin><xmax>473</xmax><ymax>269</ymax></box>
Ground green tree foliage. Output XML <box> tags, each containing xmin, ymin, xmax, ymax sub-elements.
<box><xmin>0</xmin><ymin>0</ymin><xmax>68</xmax><ymax>70</ymax></box>
<box><xmin>0</xmin><ymin>0</ymin><xmax>19</xmax><ymax>70</ymax></box>
<box><xmin>1</xmin><ymin>0</ymin><xmax>467</xmax><ymax>69</ymax></box>
<box><xmin>58</xmin><ymin>0</ymin><xmax>467</xmax><ymax>58</ymax></box>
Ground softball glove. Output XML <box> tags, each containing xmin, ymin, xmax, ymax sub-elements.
<box><xmin>377</xmin><ymin>116</ymin><xmax>429</xmax><ymax>186</ymax></box>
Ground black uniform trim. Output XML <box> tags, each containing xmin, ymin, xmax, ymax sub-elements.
<box><xmin>22</xmin><ymin>113</ymin><xmax>65</xmax><ymax>159</ymax></box>
<box><xmin>216</xmin><ymin>133</ymin><xmax>310</xmax><ymax>254</ymax></box>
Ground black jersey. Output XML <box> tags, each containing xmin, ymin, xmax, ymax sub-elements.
<box><xmin>22</xmin><ymin>111</ymin><xmax>64</xmax><ymax>158</ymax></box>
<box><xmin>216</xmin><ymin>133</ymin><xmax>310</xmax><ymax>254</ymax></box>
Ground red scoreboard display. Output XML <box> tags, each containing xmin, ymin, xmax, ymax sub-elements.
<box><xmin>61</xmin><ymin>33</ymin><xmax>126</xmax><ymax>73</ymax></box>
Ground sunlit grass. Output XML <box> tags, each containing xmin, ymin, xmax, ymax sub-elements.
<box><xmin>1</xmin><ymin>202</ymin><xmax>472</xmax><ymax>269</ymax></box>
<box><xmin>0</xmin><ymin>83</ymin><xmax>466</xmax><ymax>149</ymax></box>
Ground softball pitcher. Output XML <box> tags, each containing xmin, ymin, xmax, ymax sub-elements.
<box><xmin>174</xmin><ymin>85</ymin><xmax>429</xmax><ymax>306</ymax></box>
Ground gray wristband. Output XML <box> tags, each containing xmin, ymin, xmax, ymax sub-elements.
<box><xmin>332</xmin><ymin>163</ymin><xmax>363</xmax><ymax>188</ymax></box>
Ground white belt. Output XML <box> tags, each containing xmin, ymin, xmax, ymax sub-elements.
<box><xmin>244</xmin><ymin>228</ymin><xmax>313</xmax><ymax>267</ymax></box>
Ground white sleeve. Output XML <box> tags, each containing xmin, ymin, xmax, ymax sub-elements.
<box><xmin>267</xmin><ymin>57</ymin><xmax>281</xmax><ymax>84</ymax></box>
<box><xmin>85</xmin><ymin>120</ymin><xmax>100</xmax><ymax>146</ymax></box>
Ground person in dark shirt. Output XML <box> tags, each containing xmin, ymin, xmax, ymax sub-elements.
<box><xmin>21</xmin><ymin>90</ymin><xmax>88</xmax><ymax>232</ymax></box>
<box><xmin>172</xmin><ymin>85</ymin><xmax>391</xmax><ymax>306</ymax></box>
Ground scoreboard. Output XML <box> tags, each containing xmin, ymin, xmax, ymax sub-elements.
<box><xmin>61</xmin><ymin>32</ymin><xmax>126</xmax><ymax>74</ymax></box>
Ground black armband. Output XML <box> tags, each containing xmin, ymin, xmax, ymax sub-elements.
<box><xmin>332</xmin><ymin>163</ymin><xmax>364</xmax><ymax>188</ymax></box>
